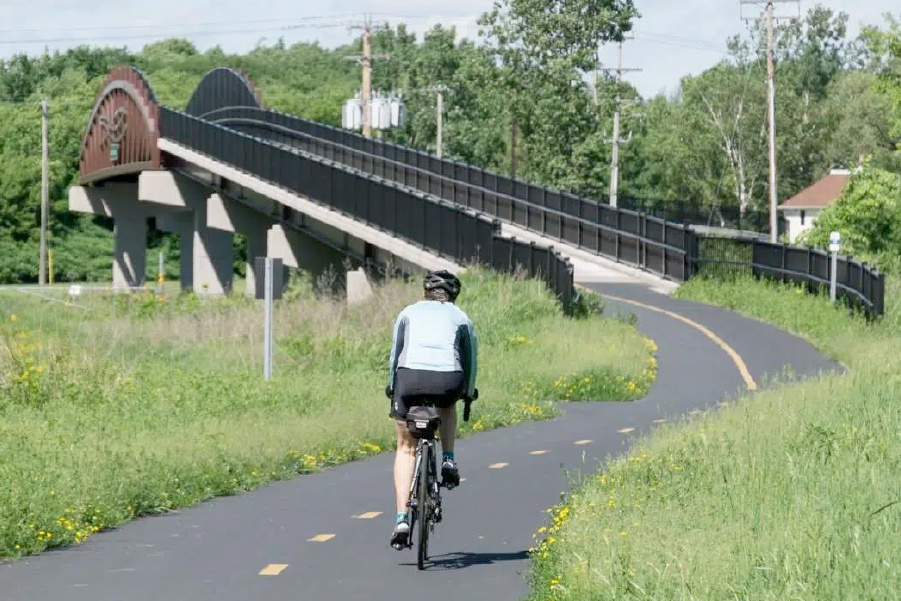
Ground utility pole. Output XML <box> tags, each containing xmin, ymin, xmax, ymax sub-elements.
<box><xmin>765</xmin><ymin>1</ymin><xmax>777</xmax><ymax>242</ymax></box>
<box><xmin>39</xmin><ymin>99</ymin><xmax>49</xmax><ymax>285</ymax></box>
<box><xmin>510</xmin><ymin>115</ymin><xmax>518</xmax><ymax>179</ymax></box>
<box><xmin>741</xmin><ymin>0</ymin><xmax>800</xmax><ymax>242</ymax></box>
<box><xmin>599</xmin><ymin>39</ymin><xmax>641</xmax><ymax>208</ymax></box>
<box><xmin>436</xmin><ymin>88</ymin><xmax>443</xmax><ymax>159</ymax></box>
<box><xmin>347</xmin><ymin>14</ymin><xmax>390</xmax><ymax>138</ymax></box>
<box><xmin>420</xmin><ymin>85</ymin><xmax>449</xmax><ymax>158</ymax></box>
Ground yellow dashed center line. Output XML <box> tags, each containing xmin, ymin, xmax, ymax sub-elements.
<box><xmin>652</xmin><ymin>418</ymin><xmax>667</xmax><ymax>424</ymax></box>
<box><xmin>617</xmin><ymin>427</ymin><xmax>636</xmax><ymax>434</ymax></box>
<box><xmin>259</xmin><ymin>564</ymin><xmax>288</xmax><ymax>576</ymax></box>
<box><xmin>530</xmin><ymin>450</ymin><xmax>550</xmax><ymax>455</ymax></box>
<box><xmin>574</xmin><ymin>439</ymin><xmax>592</xmax><ymax>445</ymax></box>
<box><xmin>595</xmin><ymin>292</ymin><xmax>758</xmax><ymax>391</ymax></box>
<box><xmin>488</xmin><ymin>462</ymin><xmax>508</xmax><ymax>469</ymax></box>
<box><xmin>308</xmin><ymin>534</ymin><xmax>335</xmax><ymax>542</ymax></box>
<box><xmin>355</xmin><ymin>512</ymin><xmax>381</xmax><ymax>519</ymax></box>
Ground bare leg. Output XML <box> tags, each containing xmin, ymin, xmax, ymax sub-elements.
<box><xmin>394</xmin><ymin>419</ymin><xmax>416</xmax><ymax>514</ymax></box>
<box><xmin>438</xmin><ymin>404</ymin><xmax>456</xmax><ymax>456</ymax></box>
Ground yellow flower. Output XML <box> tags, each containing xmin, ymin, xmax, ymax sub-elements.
<box><xmin>9</xmin><ymin>314</ymin><xmax>17</xmax><ymax>322</ymax></box>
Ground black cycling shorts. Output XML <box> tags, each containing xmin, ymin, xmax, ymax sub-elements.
<box><xmin>391</xmin><ymin>367</ymin><xmax>465</xmax><ymax>420</ymax></box>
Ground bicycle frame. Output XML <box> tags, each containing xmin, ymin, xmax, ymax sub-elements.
<box><xmin>398</xmin><ymin>398</ymin><xmax>472</xmax><ymax>570</ymax></box>
<box><xmin>405</xmin><ymin>426</ymin><xmax>441</xmax><ymax>569</ymax></box>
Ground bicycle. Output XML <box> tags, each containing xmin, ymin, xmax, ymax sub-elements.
<box><xmin>399</xmin><ymin>391</ymin><xmax>476</xmax><ymax>570</ymax></box>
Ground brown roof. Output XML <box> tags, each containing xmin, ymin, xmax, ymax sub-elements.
<box><xmin>778</xmin><ymin>171</ymin><xmax>849</xmax><ymax>210</ymax></box>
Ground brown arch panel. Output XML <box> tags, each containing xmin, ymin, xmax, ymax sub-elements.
<box><xmin>79</xmin><ymin>65</ymin><xmax>161</xmax><ymax>185</ymax></box>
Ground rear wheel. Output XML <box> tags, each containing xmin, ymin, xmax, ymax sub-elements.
<box><xmin>416</xmin><ymin>444</ymin><xmax>432</xmax><ymax>569</ymax></box>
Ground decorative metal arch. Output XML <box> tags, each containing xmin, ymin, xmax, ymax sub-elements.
<box><xmin>79</xmin><ymin>65</ymin><xmax>161</xmax><ymax>185</ymax></box>
<box><xmin>184</xmin><ymin>67</ymin><xmax>264</xmax><ymax>120</ymax></box>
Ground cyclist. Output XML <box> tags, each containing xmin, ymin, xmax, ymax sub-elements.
<box><xmin>384</xmin><ymin>269</ymin><xmax>478</xmax><ymax>549</ymax></box>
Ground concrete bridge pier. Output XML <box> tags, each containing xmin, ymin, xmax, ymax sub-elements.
<box><xmin>155</xmin><ymin>212</ymin><xmax>195</xmax><ymax>291</ymax></box>
<box><xmin>112</xmin><ymin>209</ymin><xmax>147</xmax><ymax>290</ymax></box>
<box><xmin>192</xmin><ymin>196</ymin><xmax>234</xmax><ymax>295</ymax></box>
<box><xmin>68</xmin><ymin>182</ymin><xmax>154</xmax><ymax>291</ymax></box>
<box><xmin>206</xmin><ymin>192</ymin><xmax>274</xmax><ymax>297</ymax></box>
<box><xmin>139</xmin><ymin>172</ymin><xmax>234</xmax><ymax>296</ymax></box>
<box><xmin>267</xmin><ymin>223</ymin><xmax>353</xmax><ymax>294</ymax></box>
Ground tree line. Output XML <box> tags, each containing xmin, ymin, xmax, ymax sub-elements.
<box><xmin>0</xmin><ymin>1</ymin><xmax>898</xmax><ymax>283</ymax></box>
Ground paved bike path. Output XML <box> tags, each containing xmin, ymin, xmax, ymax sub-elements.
<box><xmin>1</xmin><ymin>283</ymin><xmax>840</xmax><ymax>600</ymax></box>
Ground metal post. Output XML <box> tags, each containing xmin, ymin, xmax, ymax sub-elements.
<box><xmin>39</xmin><ymin>99</ymin><xmax>49</xmax><ymax>285</ymax></box>
<box><xmin>830</xmin><ymin>250</ymin><xmax>838</xmax><ymax>302</ymax></box>
<box><xmin>157</xmin><ymin>251</ymin><xmax>165</xmax><ymax>294</ymax></box>
<box><xmin>263</xmin><ymin>257</ymin><xmax>274</xmax><ymax>381</ymax></box>
<box><xmin>829</xmin><ymin>231</ymin><xmax>841</xmax><ymax>303</ymax></box>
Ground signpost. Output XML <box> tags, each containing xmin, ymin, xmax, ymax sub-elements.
<box><xmin>255</xmin><ymin>257</ymin><xmax>284</xmax><ymax>381</ymax></box>
<box><xmin>828</xmin><ymin>231</ymin><xmax>841</xmax><ymax>302</ymax></box>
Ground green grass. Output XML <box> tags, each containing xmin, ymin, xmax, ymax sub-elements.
<box><xmin>527</xmin><ymin>273</ymin><xmax>901</xmax><ymax>600</ymax></box>
<box><xmin>0</xmin><ymin>267</ymin><xmax>655</xmax><ymax>560</ymax></box>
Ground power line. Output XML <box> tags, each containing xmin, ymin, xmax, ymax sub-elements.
<box><xmin>0</xmin><ymin>14</ymin><xmax>354</xmax><ymax>35</ymax></box>
<box><xmin>632</xmin><ymin>34</ymin><xmax>729</xmax><ymax>54</ymax></box>
<box><xmin>0</xmin><ymin>22</ymin><xmax>353</xmax><ymax>46</ymax></box>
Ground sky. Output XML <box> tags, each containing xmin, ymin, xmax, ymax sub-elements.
<box><xmin>0</xmin><ymin>0</ymin><xmax>896</xmax><ymax>99</ymax></box>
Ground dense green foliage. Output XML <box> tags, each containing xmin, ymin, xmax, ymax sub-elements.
<box><xmin>801</xmin><ymin>163</ymin><xmax>901</xmax><ymax>273</ymax></box>
<box><xmin>0</xmin><ymin>5</ymin><xmax>899</xmax><ymax>283</ymax></box>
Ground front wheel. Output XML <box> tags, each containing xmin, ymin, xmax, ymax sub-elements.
<box><xmin>416</xmin><ymin>444</ymin><xmax>431</xmax><ymax>569</ymax></box>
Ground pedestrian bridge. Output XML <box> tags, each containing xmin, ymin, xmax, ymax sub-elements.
<box><xmin>70</xmin><ymin>66</ymin><xmax>694</xmax><ymax>308</ymax></box>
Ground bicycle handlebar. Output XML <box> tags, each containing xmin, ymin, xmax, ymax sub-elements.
<box><xmin>462</xmin><ymin>388</ymin><xmax>478</xmax><ymax>422</ymax></box>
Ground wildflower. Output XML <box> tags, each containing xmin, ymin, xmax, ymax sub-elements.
<box><xmin>9</xmin><ymin>314</ymin><xmax>17</xmax><ymax>322</ymax></box>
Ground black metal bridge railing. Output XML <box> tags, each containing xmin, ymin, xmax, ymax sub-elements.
<box><xmin>159</xmin><ymin>107</ymin><xmax>577</xmax><ymax>314</ymax></box>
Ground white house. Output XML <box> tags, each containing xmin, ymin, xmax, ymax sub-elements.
<box><xmin>778</xmin><ymin>168</ymin><xmax>850</xmax><ymax>243</ymax></box>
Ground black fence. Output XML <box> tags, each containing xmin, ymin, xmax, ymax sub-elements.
<box><xmin>159</xmin><ymin>107</ymin><xmax>575</xmax><ymax>313</ymax></box>
<box><xmin>170</xmin><ymin>105</ymin><xmax>886</xmax><ymax>319</ymax></box>
<box><xmin>203</xmin><ymin>107</ymin><xmax>695</xmax><ymax>283</ymax></box>
<box><xmin>692</xmin><ymin>235</ymin><xmax>885</xmax><ymax>318</ymax></box>
<box><xmin>617</xmin><ymin>196</ymin><xmax>785</xmax><ymax>234</ymax></box>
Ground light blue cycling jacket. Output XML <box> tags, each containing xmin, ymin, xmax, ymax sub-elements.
<box><xmin>387</xmin><ymin>300</ymin><xmax>478</xmax><ymax>397</ymax></box>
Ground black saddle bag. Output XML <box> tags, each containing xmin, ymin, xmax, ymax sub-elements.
<box><xmin>406</xmin><ymin>406</ymin><xmax>442</xmax><ymax>439</ymax></box>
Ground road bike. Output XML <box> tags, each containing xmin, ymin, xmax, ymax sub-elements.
<box><xmin>400</xmin><ymin>393</ymin><xmax>475</xmax><ymax>570</ymax></box>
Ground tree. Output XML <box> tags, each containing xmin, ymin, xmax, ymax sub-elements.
<box><xmin>800</xmin><ymin>163</ymin><xmax>901</xmax><ymax>273</ymax></box>
<box><xmin>478</xmin><ymin>0</ymin><xmax>637</xmax><ymax>71</ymax></box>
<box><xmin>821</xmin><ymin>71</ymin><xmax>900</xmax><ymax>171</ymax></box>
<box><xmin>861</xmin><ymin>14</ymin><xmax>901</xmax><ymax>144</ymax></box>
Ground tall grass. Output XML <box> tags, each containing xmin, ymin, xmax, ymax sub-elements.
<box><xmin>527</xmin><ymin>274</ymin><xmax>901</xmax><ymax>600</ymax></box>
<box><xmin>0</xmin><ymin>267</ymin><xmax>655</xmax><ymax>560</ymax></box>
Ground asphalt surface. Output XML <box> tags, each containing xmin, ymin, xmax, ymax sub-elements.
<box><xmin>1</xmin><ymin>282</ymin><xmax>840</xmax><ymax>601</ymax></box>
